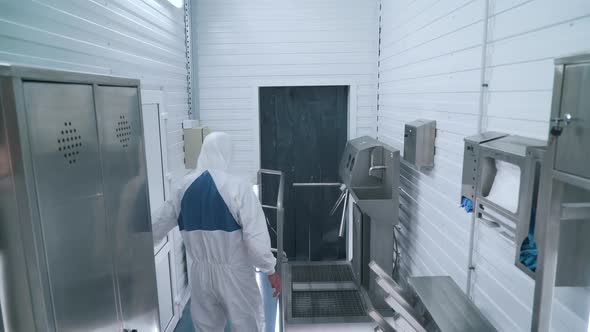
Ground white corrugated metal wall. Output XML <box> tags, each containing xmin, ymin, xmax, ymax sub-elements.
<box><xmin>0</xmin><ymin>0</ymin><xmax>192</xmax><ymax>311</ymax></box>
<box><xmin>377</xmin><ymin>0</ymin><xmax>590</xmax><ymax>331</ymax></box>
<box><xmin>9</xmin><ymin>0</ymin><xmax>586</xmax><ymax>329</ymax></box>
<box><xmin>193</xmin><ymin>0</ymin><xmax>380</xmax><ymax>178</ymax></box>
<box><xmin>0</xmin><ymin>0</ymin><xmax>189</xmax><ymax>181</ymax></box>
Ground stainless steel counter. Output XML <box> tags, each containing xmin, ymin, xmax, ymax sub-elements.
<box><xmin>408</xmin><ymin>276</ymin><xmax>496</xmax><ymax>332</ymax></box>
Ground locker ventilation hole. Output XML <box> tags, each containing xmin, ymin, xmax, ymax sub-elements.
<box><xmin>57</xmin><ymin>121</ymin><xmax>81</xmax><ymax>165</ymax></box>
<box><xmin>116</xmin><ymin>114</ymin><xmax>131</xmax><ymax>148</ymax></box>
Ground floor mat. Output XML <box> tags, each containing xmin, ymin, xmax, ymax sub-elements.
<box><xmin>291</xmin><ymin>290</ymin><xmax>366</xmax><ymax>318</ymax></box>
<box><xmin>291</xmin><ymin>264</ymin><xmax>354</xmax><ymax>283</ymax></box>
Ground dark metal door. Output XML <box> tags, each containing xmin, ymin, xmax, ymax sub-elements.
<box><xmin>259</xmin><ymin>86</ymin><xmax>348</xmax><ymax>261</ymax></box>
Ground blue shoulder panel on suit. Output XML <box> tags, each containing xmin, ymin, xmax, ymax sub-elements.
<box><xmin>177</xmin><ymin>171</ymin><xmax>241</xmax><ymax>232</ymax></box>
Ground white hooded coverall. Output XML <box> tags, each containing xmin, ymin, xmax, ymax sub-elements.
<box><xmin>155</xmin><ymin>132</ymin><xmax>276</xmax><ymax>332</ymax></box>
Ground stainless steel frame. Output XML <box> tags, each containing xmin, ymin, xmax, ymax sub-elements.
<box><xmin>339</xmin><ymin>136</ymin><xmax>400</xmax><ymax>311</ymax></box>
<box><xmin>369</xmin><ymin>261</ymin><xmax>497</xmax><ymax>332</ymax></box>
<box><xmin>474</xmin><ymin>136</ymin><xmax>545</xmax><ymax>278</ymax></box>
<box><xmin>284</xmin><ymin>261</ymin><xmax>372</xmax><ymax>324</ymax></box>
<box><xmin>462</xmin><ymin>132</ymin><xmax>546</xmax><ymax>288</ymax></box>
<box><xmin>531</xmin><ymin>53</ymin><xmax>590</xmax><ymax>332</ymax></box>
<box><xmin>257</xmin><ymin>169</ymin><xmax>286</xmax><ymax>269</ymax></box>
<box><xmin>0</xmin><ymin>65</ymin><xmax>159</xmax><ymax>332</ymax></box>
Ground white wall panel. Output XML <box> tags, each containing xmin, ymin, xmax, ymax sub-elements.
<box><xmin>0</xmin><ymin>0</ymin><xmax>190</xmax><ymax>183</ymax></box>
<box><xmin>378</xmin><ymin>0</ymin><xmax>590</xmax><ymax>331</ymax></box>
<box><xmin>194</xmin><ymin>0</ymin><xmax>379</xmax><ymax>177</ymax></box>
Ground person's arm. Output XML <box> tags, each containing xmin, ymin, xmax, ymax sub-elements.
<box><xmin>153</xmin><ymin>181</ymin><xmax>182</xmax><ymax>228</ymax></box>
<box><xmin>237</xmin><ymin>183</ymin><xmax>277</xmax><ymax>274</ymax></box>
<box><xmin>236</xmin><ymin>183</ymin><xmax>281</xmax><ymax>296</ymax></box>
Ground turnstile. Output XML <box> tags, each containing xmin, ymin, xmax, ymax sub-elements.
<box><xmin>274</xmin><ymin>137</ymin><xmax>401</xmax><ymax>325</ymax></box>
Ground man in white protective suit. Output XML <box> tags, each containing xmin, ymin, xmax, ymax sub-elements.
<box><xmin>155</xmin><ymin>132</ymin><xmax>281</xmax><ymax>332</ymax></box>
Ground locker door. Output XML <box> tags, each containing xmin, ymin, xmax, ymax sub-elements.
<box><xmin>23</xmin><ymin>82</ymin><xmax>119</xmax><ymax>332</ymax></box>
<box><xmin>555</xmin><ymin>63</ymin><xmax>590</xmax><ymax>178</ymax></box>
<box><xmin>95</xmin><ymin>86</ymin><xmax>160</xmax><ymax>331</ymax></box>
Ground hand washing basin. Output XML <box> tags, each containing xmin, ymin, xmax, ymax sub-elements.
<box><xmin>339</xmin><ymin>137</ymin><xmax>399</xmax><ymax>224</ymax></box>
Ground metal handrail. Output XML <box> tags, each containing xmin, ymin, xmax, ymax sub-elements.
<box><xmin>257</xmin><ymin>169</ymin><xmax>285</xmax><ymax>265</ymax></box>
<box><xmin>257</xmin><ymin>169</ymin><xmax>286</xmax><ymax>332</ymax></box>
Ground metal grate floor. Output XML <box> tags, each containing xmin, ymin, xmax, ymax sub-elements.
<box><xmin>292</xmin><ymin>290</ymin><xmax>366</xmax><ymax>318</ymax></box>
<box><xmin>291</xmin><ymin>264</ymin><xmax>354</xmax><ymax>283</ymax></box>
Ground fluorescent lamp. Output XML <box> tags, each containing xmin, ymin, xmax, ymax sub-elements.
<box><xmin>167</xmin><ymin>0</ymin><xmax>183</xmax><ymax>8</ymax></box>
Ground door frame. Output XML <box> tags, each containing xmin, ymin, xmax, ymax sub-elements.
<box><xmin>252</xmin><ymin>81</ymin><xmax>357</xmax><ymax>172</ymax></box>
<box><xmin>140</xmin><ymin>89</ymin><xmax>172</xmax><ymax>202</ymax></box>
<box><xmin>254</xmin><ymin>82</ymin><xmax>356</xmax><ymax>261</ymax></box>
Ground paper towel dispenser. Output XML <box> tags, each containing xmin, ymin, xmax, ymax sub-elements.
<box><xmin>403</xmin><ymin>119</ymin><xmax>436</xmax><ymax>169</ymax></box>
<box><xmin>462</xmin><ymin>132</ymin><xmax>508</xmax><ymax>203</ymax></box>
<box><xmin>462</xmin><ymin>132</ymin><xmax>546</xmax><ymax>278</ymax></box>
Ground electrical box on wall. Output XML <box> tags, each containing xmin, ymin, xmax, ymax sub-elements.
<box><xmin>403</xmin><ymin>119</ymin><xmax>436</xmax><ymax>169</ymax></box>
<box><xmin>183</xmin><ymin>120</ymin><xmax>211</xmax><ymax>169</ymax></box>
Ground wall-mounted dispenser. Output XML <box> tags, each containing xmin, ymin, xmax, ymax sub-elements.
<box><xmin>461</xmin><ymin>132</ymin><xmax>508</xmax><ymax>204</ymax></box>
<box><xmin>403</xmin><ymin>119</ymin><xmax>436</xmax><ymax>169</ymax></box>
<box><xmin>183</xmin><ymin>120</ymin><xmax>210</xmax><ymax>169</ymax></box>
<box><xmin>462</xmin><ymin>132</ymin><xmax>546</xmax><ymax>278</ymax></box>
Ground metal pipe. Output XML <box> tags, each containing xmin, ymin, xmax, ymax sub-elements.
<box><xmin>277</xmin><ymin>173</ymin><xmax>284</xmax><ymax>257</ymax></box>
<box><xmin>338</xmin><ymin>190</ymin><xmax>349</xmax><ymax>238</ymax></box>
<box><xmin>292</xmin><ymin>182</ymin><xmax>342</xmax><ymax>187</ymax></box>
<box><xmin>259</xmin><ymin>168</ymin><xmax>283</xmax><ymax>176</ymax></box>
<box><xmin>329</xmin><ymin>189</ymin><xmax>347</xmax><ymax>216</ymax></box>
<box><xmin>369</xmin><ymin>165</ymin><xmax>387</xmax><ymax>173</ymax></box>
<box><xmin>258</xmin><ymin>168</ymin><xmax>286</xmax><ymax>331</ymax></box>
<box><xmin>466</xmin><ymin>0</ymin><xmax>490</xmax><ymax>298</ymax></box>
<box><xmin>476</xmin><ymin>0</ymin><xmax>490</xmax><ymax>134</ymax></box>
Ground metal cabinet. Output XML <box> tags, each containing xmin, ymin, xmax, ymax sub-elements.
<box><xmin>24</xmin><ymin>82</ymin><xmax>120</xmax><ymax>332</ymax></box>
<box><xmin>531</xmin><ymin>54</ymin><xmax>590</xmax><ymax>332</ymax></box>
<box><xmin>0</xmin><ymin>66</ymin><xmax>159</xmax><ymax>332</ymax></box>
<box><xmin>96</xmin><ymin>86</ymin><xmax>160</xmax><ymax>331</ymax></box>
<box><xmin>403</xmin><ymin>119</ymin><xmax>436</xmax><ymax>169</ymax></box>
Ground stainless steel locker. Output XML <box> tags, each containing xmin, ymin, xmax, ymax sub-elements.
<box><xmin>95</xmin><ymin>86</ymin><xmax>159</xmax><ymax>331</ymax></box>
<box><xmin>23</xmin><ymin>82</ymin><xmax>120</xmax><ymax>332</ymax></box>
<box><xmin>0</xmin><ymin>65</ymin><xmax>160</xmax><ymax>332</ymax></box>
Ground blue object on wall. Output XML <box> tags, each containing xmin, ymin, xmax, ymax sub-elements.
<box><xmin>520</xmin><ymin>208</ymin><xmax>538</xmax><ymax>272</ymax></box>
<box><xmin>520</xmin><ymin>235</ymin><xmax>538</xmax><ymax>272</ymax></box>
<box><xmin>461</xmin><ymin>197</ymin><xmax>474</xmax><ymax>213</ymax></box>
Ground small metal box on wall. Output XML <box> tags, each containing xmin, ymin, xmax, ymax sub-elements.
<box><xmin>403</xmin><ymin>119</ymin><xmax>436</xmax><ymax>169</ymax></box>
<box><xmin>183</xmin><ymin>119</ymin><xmax>211</xmax><ymax>169</ymax></box>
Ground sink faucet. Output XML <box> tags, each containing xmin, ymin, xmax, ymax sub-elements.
<box><xmin>369</xmin><ymin>146</ymin><xmax>387</xmax><ymax>177</ymax></box>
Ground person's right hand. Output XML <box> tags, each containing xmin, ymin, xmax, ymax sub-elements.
<box><xmin>268</xmin><ymin>272</ymin><xmax>282</xmax><ymax>297</ymax></box>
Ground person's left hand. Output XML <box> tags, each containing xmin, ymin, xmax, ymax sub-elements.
<box><xmin>268</xmin><ymin>272</ymin><xmax>282</xmax><ymax>297</ymax></box>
